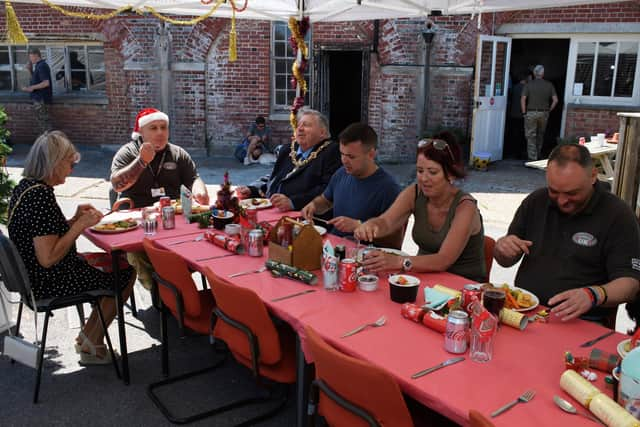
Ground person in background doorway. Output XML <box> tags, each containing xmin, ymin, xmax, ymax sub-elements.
<box><xmin>21</xmin><ymin>47</ymin><xmax>52</xmax><ymax>134</ymax></box>
<box><xmin>505</xmin><ymin>72</ymin><xmax>528</xmax><ymax>159</ymax></box>
<box><xmin>521</xmin><ymin>64</ymin><xmax>558</xmax><ymax>161</ymax></box>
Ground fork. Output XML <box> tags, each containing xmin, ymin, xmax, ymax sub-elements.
<box><xmin>341</xmin><ymin>316</ymin><xmax>386</xmax><ymax>338</ymax></box>
<box><xmin>491</xmin><ymin>390</ymin><xmax>536</xmax><ymax>417</ymax></box>
<box><xmin>168</xmin><ymin>234</ymin><xmax>204</xmax><ymax>246</ymax></box>
<box><xmin>228</xmin><ymin>266</ymin><xmax>267</xmax><ymax>278</ymax></box>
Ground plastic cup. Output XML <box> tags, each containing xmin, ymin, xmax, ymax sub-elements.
<box><xmin>143</xmin><ymin>215</ymin><xmax>157</xmax><ymax>236</ymax></box>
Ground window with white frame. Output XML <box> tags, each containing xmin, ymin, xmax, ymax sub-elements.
<box><xmin>568</xmin><ymin>39</ymin><xmax>639</xmax><ymax>104</ymax></box>
<box><xmin>271</xmin><ymin>22</ymin><xmax>311</xmax><ymax>113</ymax></box>
<box><xmin>0</xmin><ymin>44</ymin><xmax>105</xmax><ymax>95</ymax></box>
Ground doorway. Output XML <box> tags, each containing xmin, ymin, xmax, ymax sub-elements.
<box><xmin>504</xmin><ymin>39</ymin><xmax>570</xmax><ymax>159</ymax></box>
<box><xmin>312</xmin><ymin>49</ymin><xmax>369</xmax><ymax>139</ymax></box>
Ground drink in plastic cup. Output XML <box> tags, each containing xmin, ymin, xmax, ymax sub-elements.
<box><xmin>143</xmin><ymin>214</ymin><xmax>157</xmax><ymax>236</ymax></box>
<box><xmin>482</xmin><ymin>289</ymin><xmax>506</xmax><ymax>318</ymax></box>
<box><xmin>597</xmin><ymin>133</ymin><xmax>606</xmax><ymax>146</ymax></box>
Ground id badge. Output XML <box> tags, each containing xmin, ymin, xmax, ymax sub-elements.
<box><xmin>151</xmin><ymin>187</ymin><xmax>166</xmax><ymax>197</ymax></box>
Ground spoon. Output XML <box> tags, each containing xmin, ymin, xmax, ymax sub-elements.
<box><xmin>553</xmin><ymin>395</ymin><xmax>606</xmax><ymax>425</ymax></box>
<box><xmin>341</xmin><ymin>316</ymin><xmax>386</xmax><ymax>338</ymax></box>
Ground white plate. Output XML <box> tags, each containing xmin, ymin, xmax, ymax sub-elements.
<box><xmin>357</xmin><ymin>247</ymin><xmax>409</xmax><ymax>260</ymax></box>
<box><xmin>240</xmin><ymin>198</ymin><xmax>272</xmax><ymax>210</ymax></box>
<box><xmin>91</xmin><ymin>219</ymin><xmax>139</xmax><ymax>234</ymax></box>
<box><xmin>503</xmin><ymin>286</ymin><xmax>539</xmax><ymax>312</ymax></box>
<box><xmin>617</xmin><ymin>338</ymin><xmax>639</xmax><ymax>359</ymax></box>
<box><xmin>313</xmin><ymin>225</ymin><xmax>327</xmax><ymax>236</ymax></box>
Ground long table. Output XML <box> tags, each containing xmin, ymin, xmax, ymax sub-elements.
<box><xmin>156</xmin><ymin>231</ymin><xmax>625</xmax><ymax>427</ymax></box>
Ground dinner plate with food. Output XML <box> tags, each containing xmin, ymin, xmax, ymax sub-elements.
<box><xmin>618</xmin><ymin>337</ymin><xmax>640</xmax><ymax>358</ymax></box>
<box><xmin>153</xmin><ymin>199</ymin><xmax>209</xmax><ymax>214</ymax></box>
<box><xmin>239</xmin><ymin>198</ymin><xmax>272</xmax><ymax>210</ymax></box>
<box><xmin>483</xmin><ymin>283</ymin><xmax>539</xmax><ymax>312</ymax></box>
<box><xmin>91</xmin><ymin>218</ymin><xmax>139</xmax><ymax>234</ymax></box>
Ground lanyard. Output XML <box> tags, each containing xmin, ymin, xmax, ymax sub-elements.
<box><xmin>147</xmin><ymin>150</ymin><xmax>167</xmax><ymax>186</ymax></box>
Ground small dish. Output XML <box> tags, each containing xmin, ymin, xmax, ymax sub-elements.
<box><xmin>212</xmin><ymin>211</ymin><xmax>234</xmax><ymax>230</ymax></box>
<box><xmin>388</xmin><ymin>274</ymin><xmax>420</xmax><ymax>303</ymax></box>
<box><xmin>225</xmin><ymin>223</ymin><xmax>241</xmax><ymax>236</ymax></box>
<box><xmin>358</xmin><ymin>275</ymin><xmax>379</xmax><ymax>292</ymax></box>
<box><xmin>313</xmin><ymin>225</ymin><xmax>327</xmax><ymax>236</ymax></box>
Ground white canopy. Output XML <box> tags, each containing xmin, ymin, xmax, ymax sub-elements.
<box><xmin>10</xmin><ymin>0</ymin><xmax>628</xmax><ymax>21</ymax></box>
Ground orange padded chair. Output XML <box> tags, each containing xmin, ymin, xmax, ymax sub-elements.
<box><xmin>304</xmin><ymin>325</ymin><xmax>413</xmax><ymax>427</ymax></box>
<box><xmin>203</xmin><ymin>267</ymin><xmax>297</xmax><ymax>425</ymax></box>
<box><xmin>483</xmin><ymin>236</ymin><xmax>496</xmax><ymax>282</ymax></box>
<box><xmin>142</xmin><ymin>239</ymin><xmax>221</xmax><ymax>423</ymax></box>
<box><xmin>469</xmin><ymin>409</ymin><xmax>496</xmax><ymax>427</ymax></box>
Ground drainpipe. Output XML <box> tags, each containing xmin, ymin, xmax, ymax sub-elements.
<box><xmin>158</xmin><ymin>23</ymin><xmax>171</xmax><ymax>118</ymax></box>
<box><xmin>418</xmin><ymin>30</ymin><xmax>435</xmax><ymax>139</ymax></box>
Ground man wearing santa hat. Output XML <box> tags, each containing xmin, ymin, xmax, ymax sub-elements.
<box><xmin>110</xmin><ymin>108</ymin><xmax>209</xmax><ymax>290</ymax></box>
<box><xmin>110</xmin><ymin>108</ymin><xmax>209</xmax><ymax>207</ymax></box>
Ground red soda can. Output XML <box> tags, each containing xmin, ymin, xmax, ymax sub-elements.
<box><xmin>461</xmin><ymin>284</ymin><xmax>482</xmax><ymax>313</ymax></box>
<box><xmin>339</xmin><ymin>258</ymin><xmax>357</xmax><ymax>292</ymax></box>
<box><xmin>159</xmin><ymin>196</ymin><xmax>171</xmax><ymax>209</ymax></box>
<box><xmin>245</xmin><ymin>207</ymin><xmax>258</xmax><ymax>227</ymax></box>
<box><xmin>401</xmin><ymin>303</ymin><xmax>424</xmax><ymax>322</ymax></box>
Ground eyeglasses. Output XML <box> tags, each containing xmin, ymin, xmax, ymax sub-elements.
<box><xmin>417</xmin><ymin>138</ymin><xmax>454</xmax><ymax>161</ymax></box>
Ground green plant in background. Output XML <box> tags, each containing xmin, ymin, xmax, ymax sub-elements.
<box><xmin>0</xmin><ymin>106</ymin><xmax>16</xmax><ymax>225</ymax></box>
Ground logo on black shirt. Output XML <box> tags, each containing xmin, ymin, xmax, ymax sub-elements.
<box><xmin>572</xmin><ymin>232</ymin><xmax>597</xmax><ymax>247</ymax></box>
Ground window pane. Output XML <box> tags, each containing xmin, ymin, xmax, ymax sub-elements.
<box><xmin>276</xmin><ymin>75</ymin><xmax>287</xmax><ymax>89</ymax></box>
<box><xmin>0</xmin><ymin>71</ymin><xmax>11</xmax><ymax>90</ymax></box>
<box><xmin>615</xmin><ymin>42</ymin><xmax>638</xmax><ymax>97</ymax></box>
<box><xmin>274</xmin><ymin>24</ymin><xmax>285</xmax><ymax>41</ymax></box>
<box><xmin>0</xmin><ymin>47</ymin><xmax>9</xmax><ymax>65</ymax></box>
<box><xmin>49</xmin><ymin>47</ymin><xmax>65</xmax><ymax>94</ymax></box>
<box><xmin>14</xmin><ymin>47</ymin><xmax>28</xmax><ymax>68</ymax></box>
<box><xmin>88</xmin><ymin>50</ymin><xmax>104</xmax><ymax>71</ymax></box>
<box><xmin>494</xmin><ymin>41</ymin><xmax>507</xmax><ymax>96</ymax></box>
<box><xmin>276</xmin><ymin>61</ymin><xmax>287</xmax><ymax>73</ymax></box>
<box><xmin>593</xmin><ymin>42</ymin><xmax>615</xmax><ymax>96</ymax></box>
<box><xmin>275</xmin><ymin>43</ymin><xmax>285</xmax><ymax>58</ymax></box>
<box><xmin>575</xmin><ymin>42</ymin><xmax>595</xmax><ymax>96</ymax></box>
<box><xmin>91</xmin><ymin>71</ymin><xmax>105</xmax><ymax>92</ymax></box>
<box><xmin>276</xmin><ymin>90</ymin><xmax>286</xmax><ymax>105</ymax></box>
<box><xmin>16</xmin><ymin>69</ymin><xmax>30</xmax><ymax>89</ymax></box>
<box><xmin>478</xmin><ymin>40</ymin><xmax>492</xmax><ymax>97</ymax></box>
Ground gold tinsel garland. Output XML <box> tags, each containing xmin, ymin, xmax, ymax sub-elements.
<box><xmin>40</xmin><ymin>0</ymin><xmax>135</xmax><ymax>20</ymax></box>
<box><xmin>287</xmin><ymin>17</ymin><xmax>309</xmax><ymax>133</ymax></box>
<box><xmin>5</xmin><ymin>0</ymin><xmax>28</xmax><ymax>44</ymax></box>
<box><xmin>145</xmin><ymin>0</ymin><xmax>224</xmax><ymax>26</ymax></box>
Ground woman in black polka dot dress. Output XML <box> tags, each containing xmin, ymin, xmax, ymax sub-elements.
<box><xmin>8</xmin><ymin>131</ymin><xmax>135</xmax><ymax>364</ymax></box>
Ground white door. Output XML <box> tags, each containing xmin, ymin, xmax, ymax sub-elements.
<box><xmin>470</xmin><ymin>35</ymin><xmax>512</xmax><ymax>163</ymax></box>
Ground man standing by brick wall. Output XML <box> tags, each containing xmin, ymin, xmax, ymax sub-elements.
<box><xmin>21</xmin><ymin>47</ymin><xmax>53</xmax><ymax>134</ymax></box>
<box><xmin>521</xmin><ymin>65</ymin><xmax>558</xmax><ymax>161</ymax></box>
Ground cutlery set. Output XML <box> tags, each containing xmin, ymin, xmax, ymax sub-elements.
<box><xmin>411</xmin><ymin>356</ymin><xmax>465</xmax><ymax>379</ymax></box>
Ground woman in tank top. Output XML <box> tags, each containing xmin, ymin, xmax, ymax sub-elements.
<box><xmin>355</xmin><ymin>132</ymin><xmax>486</xmax><ymax>283</ymax></box>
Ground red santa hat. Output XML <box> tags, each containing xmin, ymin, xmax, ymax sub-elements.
<box><xmin>131</xmin><ymin>108</ymin><xmax>169</xmax><ymax>140</ymax></box>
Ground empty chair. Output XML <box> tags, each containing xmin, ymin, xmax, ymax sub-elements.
<box><xmin>304</xmin><ymin>325</ymin><xmax>413</xmax><ymax>427</ymax></box>
<box><xmin>0</xmin><ymin>233</ymin><xmax>120</xmax><ymax>403</ymax></box>
<box><xmin>203</xmin><ymin>267</ymin><xmax>297</xmax><ymax>426</ymax></box>
<box><xmin>469</xmin><ymin>409</ymin><xmax>496</xmax><ymax>427</ymax></box>
<box><xmin>142</xmin><ymin>238</ymin><xmax>220</xmax><ymax>424</ymax></box>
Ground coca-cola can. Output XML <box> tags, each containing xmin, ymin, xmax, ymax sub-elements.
<box><xmin>444</xmin><ymin>310</ymin><xmax>469</xmax><ymax>354</ymax></box>
<box><xmin>159</xmin><ymin>196</ymin><xmax>171</xmax><ymax>209</ymax></box>
<box><xmin>247</xmin><ymin>229</ymin><xmax>264</xmax><ymax>257</ymax></box>
<box><xmin>245</xmin><ymin>207</ymin><xmax>258</xmax><ymax>226</ymax></box>
<box><xmin>461</xmin><ymin>284</ymin><xmax>482</xmax><ymax>313</ymax></box>
<box><xmin>339</xmin><ymin>258</ymin><xmax>357</xmax><ymax>292</ymax></box>
<box><xmin>162</xmin><ymin>206</ymin><xmax>175</xmax><ymax>229</ymax></box>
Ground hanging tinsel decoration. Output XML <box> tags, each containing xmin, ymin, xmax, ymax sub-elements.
<box><xmin>287</xmin><ymin>16</ymin><xmax>310</xmax><ymax>133</ymax></box>
<box><xmin>5</xmin><ymin>0</ymin><xmax>28</xmax><ymax>44</ymax></box>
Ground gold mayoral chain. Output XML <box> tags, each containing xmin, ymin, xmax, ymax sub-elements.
<box><xmin>289</xmin><ymin>139</ymin><xmax>332</xmax><ymax>169</ymax></box>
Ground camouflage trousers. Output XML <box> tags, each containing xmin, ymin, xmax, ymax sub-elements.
<box><xmin>524</xmin><ymin>110</ymin><xmax>549</xmax><ymax>161</ymax></box>
<box><xmin>126</xmin><ymin>251</ymin><xmax>154</xmax><ymax>291</ymax></box>
<box><xmin>33</xmin><ymin>101</ymin><xmax>52</xmax><ymax>134</ymax></box>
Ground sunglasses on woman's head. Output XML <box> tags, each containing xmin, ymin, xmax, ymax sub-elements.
<box><xmin>417</xmin><ymin>138</ymin><xmax>454</xmax><ymax>161</ymax></box>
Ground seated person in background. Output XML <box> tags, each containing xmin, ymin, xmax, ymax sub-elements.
<box><xmin>110</xmin><ymin>108</ymin><xmax>209</xmax><ymax>289</ymax></box>
<box><xmin>301</xmin><ymin>122</ymin><xmax>402</xmax><ymax>247</ymax></box>
<box><xmin>494</xmin><ymin>144</ymin><xmax>640</xmax><ymax>326</ymax></box>
<box><xmin>355</xmin><ymin>132</ymin><xmax>486</xmax><ymax>283</ymax></box>
<box><xmin>110</xmin><ymin>108</ymin><xmax>209</xmax><ymax>208</ymax></box>
<box><xmin>236</xmin><ymin>115</ymin><xmax>275</xmax><ymax>165</ymax></box>
<box><xmin>8</xmin><ymin>131</ymin><xmax>135</xmax><ymax>364</ymax></box>
<box><xmin>236</xmin><ymin>108</ymin><xmax>340</xmax><ymax>212</ymax></box>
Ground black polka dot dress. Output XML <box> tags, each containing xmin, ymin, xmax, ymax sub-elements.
<box><xmin>8</xmin><ymin>178</ymin><xmax>134</xmax><ymax>300</ymax></box>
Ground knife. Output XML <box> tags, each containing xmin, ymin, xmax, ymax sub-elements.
<box><xmin>195</xmin><ymin>253</ymin><xmax>237</xmax><ymax>262</ymax></box>
<box><xmin>579</xmin><ymin>330</ymin><xmax>615</xmax><ymax>347</ymax></box>
<box><xmin>271</xmin><ymin>289</ymin><xmax>316</xmax><ymax>302</ymax></box>
<box><xmin>411</xmin><ymin>356</ymin><xmax>465</xmax><ymax>379</ymax></box>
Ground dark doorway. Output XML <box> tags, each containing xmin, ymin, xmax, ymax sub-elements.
<box><xmin>504</xmin><ymin>39</ymin><xmax>570</xmax><ymax>159</ymax></box>
<box><xmin>327</xmin><ymin>51</ymin><xmax>363</xmax><ymax>139</ymax></box>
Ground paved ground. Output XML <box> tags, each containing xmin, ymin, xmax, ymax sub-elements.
<box><xmin>0</xmin><ymin>143</ymin><xmax>632</xmax><ymax>426</ymax></box>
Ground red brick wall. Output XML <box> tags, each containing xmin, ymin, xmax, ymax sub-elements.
<box><xmin>565</xmin><ymin>108</ymin><xmax>621</xmax><ymax>139</ymax></box>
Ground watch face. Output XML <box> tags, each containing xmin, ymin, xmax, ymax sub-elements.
<box><xmin>402</xmin><ymin>258</ymin><xmax>412</xmax><ymax>271</ymax></box>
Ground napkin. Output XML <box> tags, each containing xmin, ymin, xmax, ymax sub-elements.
<box><xmin>423</xmin><ymin>287</ymin><xmax>454</xmax><ymax>310</ymax></box>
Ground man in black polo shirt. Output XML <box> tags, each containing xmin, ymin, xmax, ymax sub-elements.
<box><xmin>21</xmin><ymin>47</ymin><xmax>53</xmax><ymax>133</ymax></box>
<box><xmin>494</xmin><ymin>144</ymin><xmax>640</xmax><ymax>325</ymax></box>
<box><xmin>521</xmin><ymin>65</ymin><xmax>558</xmax><ymax>161</ymax></box>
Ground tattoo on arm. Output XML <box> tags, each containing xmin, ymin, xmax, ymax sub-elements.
<box><xmin>111</xmin><ymin>158</ymin><xmax>147</xmax><ymax>192</ymax></box>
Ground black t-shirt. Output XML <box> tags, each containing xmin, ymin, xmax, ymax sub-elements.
<box><xmin>508</xmin><ymin>182</ymin><xmax>640</xmax><ymax>318</ymax></box>
<box><xmin>111</xmin><ymin>140</ymin><xmax>199</xmax><ymax>208</ymax></box>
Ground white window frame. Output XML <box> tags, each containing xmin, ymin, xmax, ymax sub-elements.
<box><xmin>565</xmin><ymin>35</ymin><xmax>640</xmax><ymax>107</ymax></box>
<box><xmin>270</xmin><ymin>21</ymin><xmax>311</xmax><ymax>114</ymax></box>
<box><xmin>0</xmin><ymin>43</ymin><xmax>105</xmax><ymax>96</ymax></box>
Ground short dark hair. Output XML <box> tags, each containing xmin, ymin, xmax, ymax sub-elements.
<box><xmin>416</xmin><ymin>131</ymin><xmax>465</xmax><ymax>179</ymax></box>
<box><xmin>338</xmin><ymin>122</ymin><xmax>378</xmax><ymax>150</ymax></box>
<box><xmin>255</xmin><ymin>116</ymin><xmax>266</xmax><ymax>125</ymax></box>
<box><xmin>548</xmin><ymin>144</ymin><xmax>593</xmax><ymax>170</ymax></box>
<box><xmin>28</xmin><ymin>47</ymin><xmax>41</xmax><ymax>56</ymax></box>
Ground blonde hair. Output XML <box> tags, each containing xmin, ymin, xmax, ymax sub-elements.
<box><xmin>23</xmin><ymin>131</ymin><xmax>78</xmax><ymax>181</ymax></box>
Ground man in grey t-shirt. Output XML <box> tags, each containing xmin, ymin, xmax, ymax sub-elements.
<box><xmin>521</xmin><ymin>65</ymin><xmax>558</xmax><ymax>161</ymax></box>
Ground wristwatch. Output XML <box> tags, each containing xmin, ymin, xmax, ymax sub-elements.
<box><xmin>401</xmin><ymin>257</ymin><xmax>412</xmax><ymax>272</ymax></box>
